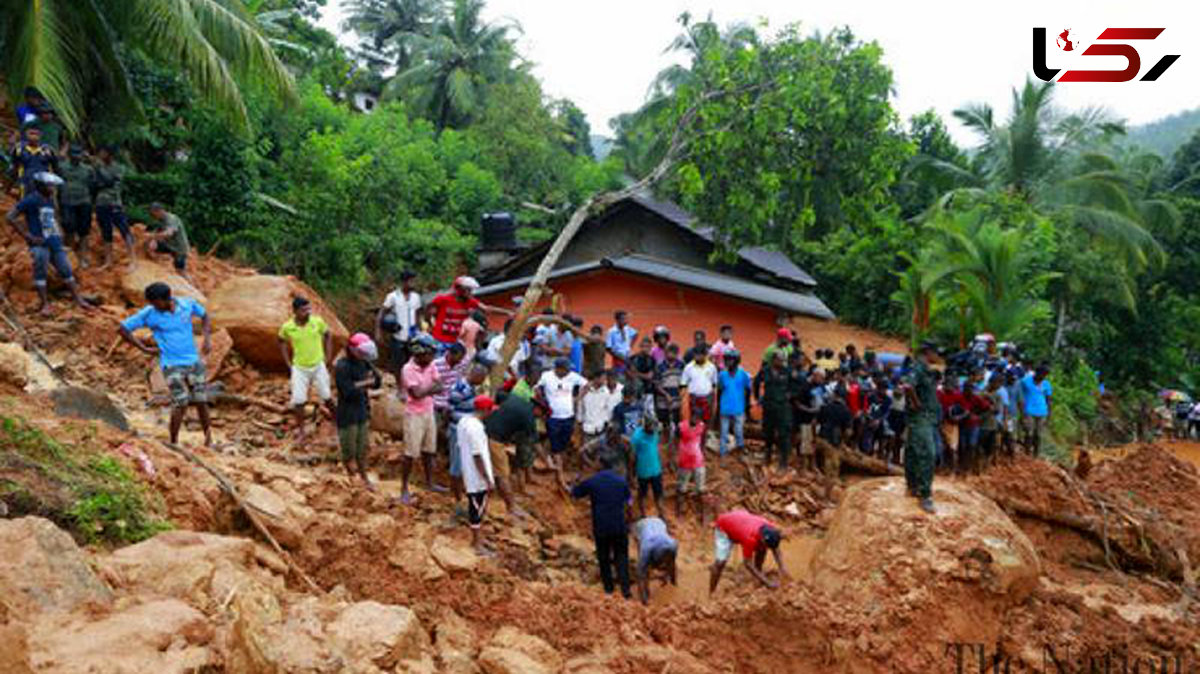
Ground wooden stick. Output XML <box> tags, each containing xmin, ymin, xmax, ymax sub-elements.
<box><xmin>213</xmin><ymin>392</ymin><xmax>288</xmax><ymax>415</ymax></box>
<box><xmin>160</xmin><ymin>441</ymin><xmax>321</xmax><ymax>594</ymax></box>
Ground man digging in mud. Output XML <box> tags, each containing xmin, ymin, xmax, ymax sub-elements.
<box><xmin>903</xmin><ymin>341</ymin><xmax>940</xmax><ymax>514</ymax></box>
<box><xmin>118</xmin><ymin>282</ymin><xmax>213</xmax><ymax>446</ymax></box>
<box><xmin>334</xmin><ymin>333</ymin><xmax>382</xmax><ymax>490</ymax></box>
<box><xmin>634</xmin><ymin>515</ymin><xmax>678</xmax><ymax>605</ymax></box>
<box><xmin>709</xmin><ymin>509</ymin><xmax>788</xmax><ymax>594</ymax></box>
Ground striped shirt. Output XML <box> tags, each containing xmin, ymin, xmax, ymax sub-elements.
<box><xmin>433</xmin><ymin>356</ymin><xmax>468</xmax><ymax>410</ymax></box>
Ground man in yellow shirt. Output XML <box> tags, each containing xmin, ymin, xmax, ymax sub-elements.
<box><xmin>278</xmin><ymin>297</ymin><xmax>334</xmax><ymax>441</ymax></box>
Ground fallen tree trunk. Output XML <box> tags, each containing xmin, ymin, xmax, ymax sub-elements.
<box><xmin>212</xmin><ymin>392</ymin><xmax>288</xmax><ymax>415</ymax></box>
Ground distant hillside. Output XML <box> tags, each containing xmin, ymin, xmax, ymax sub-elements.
<box><xmin>1126</xmin><ymin>108</ymin><xmax>1200</xmax><ymax>158</ymax></box>
<box><xmin>590</xmin><ymin>134</ymin><xmax>614</xmax><ymax>161</ymax></box>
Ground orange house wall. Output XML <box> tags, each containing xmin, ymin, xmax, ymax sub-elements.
<box><xmin>478</xmin><ymin>269</ymin><xmax>791</xmax><ymax>373</ymax></box>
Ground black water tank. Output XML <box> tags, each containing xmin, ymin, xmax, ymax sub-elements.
<box><xmin>481</xmin><ymin>212</ymin><xmax>518</xmax><ymax>250</ymax></box>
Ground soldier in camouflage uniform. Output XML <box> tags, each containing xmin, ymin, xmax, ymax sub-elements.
<box><xmin>903</xmin><ymin>342</ymin><xmax>941</xmax><ymax>514</ymax></box>
<box><xmin>58</xmin><ymin>145</ymin><xmax>95</xmax><ymax>267</ymax></box>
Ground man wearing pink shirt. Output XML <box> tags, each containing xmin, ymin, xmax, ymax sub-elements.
<box><xmin>708</xmin><ymin>325</ymin><xmax>736</xmax><ymax>369</ymax></box>
<box><xmin>709</xmin><ymin>509</ymin><xmax>788</xmax><ymax>593</ymax></box>
<box><xmin>400</xmin><ymin>341</ymin><xmax>444</xmax><ymax>504</ymax></box>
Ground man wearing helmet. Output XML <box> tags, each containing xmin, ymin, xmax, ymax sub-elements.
<box><xmin>6</xmin><ymin>171</ymin><xmax>91</xmax><ymax>314</ymax></box>
<box><xmin>335</xmin><ymin>333</ymin><xmax>383</xmax><ymax>490</ymax></box>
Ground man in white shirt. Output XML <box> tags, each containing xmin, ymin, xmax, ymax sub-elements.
<box><xmin>537</xmin><ymin>358</ymin><xmax>587</xmax><ymax>489</ymax></box>
<box><xmin>580</xmin><ymin>372</ymin><xmax>624</xmax><ymax>437</ymax></box>
<box><xmin>457</xmin><ymin>395</ymin><xmax>497</xmax><ymax>554</ymax></box>
<box><xmin>681</xmin><ymin>350</ymin><xmax>718</xmax><ymax>436</ymax></box>
<box><xmin>376</xmin><ymin>270</ymin><xmax>422</xmax><ymax>386</ymax></box>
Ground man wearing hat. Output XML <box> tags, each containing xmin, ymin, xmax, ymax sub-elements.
<box><xmin>335</xmin><ymin>333</ymin><xmax>382</xmax><ymax>490</ymax></box>
<box><xmin>903</xmin><ymin>341</ymin><xmax>941</xmax><ymax>513</ymax></box>
<box><xmin>709</xmin><ymin>509</ymin><xmax>788</xmax><ymax>593</ymax></box>
<box><xmin>457</xmin><ymin>394</ymin><xmax>498</xmax><ymax>553</ymax></box>
<box><xmin>400</xmin><ymin>336</ymin><xmax>444</xmax><ymax>503</ymax></box>
<box><xmin>58</xmin><ymin>145</ymin><xmax>95</xmax><ymax>267</ymax></box>
<box><xmin>6</xmin><ymin>172</ymin><xmax>91</xmax><ymax>314</ymax></box>
<box><xmin>761</xmin><ymin>328</ymin><xmax>795</xmax><ymax>365</ymax></box>
<box><xmin>426</xmin><ymin>276</ymin><xmax>511</xmax><ymax>350</ymax></box>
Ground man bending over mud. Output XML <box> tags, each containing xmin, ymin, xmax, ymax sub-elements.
<box><xmin>709</xmin><ymin>509</ymin><xmax>788</xmax><ymax>594</ymax></box>
<box><xmin>118</xmin><ymin>282</ymin><xmax>212</xmax><ymax>446</ymax></box>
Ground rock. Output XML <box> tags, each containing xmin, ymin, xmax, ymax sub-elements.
<box><xmin>487</xmin><ymin>627</ymin><xmax>562</xmax><ymax>671</ymax></box>
<box><xmin>478</xmin><ymin>647</ymin><xmax>553</xmax><ymax>674</ymax></box>
<box><xmin>205</xmin><ymin>328</ymin><xmax>235</xmax><ymax>378</ymax></box>
<box><xmin>0</xmin><ymin>517</ymin><xmax>112</xmax><ymax>615</ymax></box>
<box><xmin>240</xmin><ymin>482</ymin><xmax>307</xmax><ymax>549</ymax></box>
<box><xmin>430</xmin><ymin>536</ymin><xmax>478</xmax><ymax>572</ymax></box>
<box><xmin>810</xmin><ymin>478</ymin><xmax>1040</xmax><ymax>667</ymax></box>
<box><xmin>120</xmin><ymin>261</ymin><xmax>206</xmax><ymax>304</ymax></box>
<box><xmin>370</xmin><ymin>391</ymin><xmax>406</xmax><ymax>438</ymax></box>
<box><xmin>208</xmin><ymin>275</ymin><xmax>348</xmax><ymax>372</ymax></box>
<box><xmin>0</xmin><ymin>341</ymin><xmax>30</xmax><ymax>388</ymax></box>
<box><xmin>326</xmin><ymin>601</ymin><xmax>427</xmax><ymax>669</ymax></box>
<box><xmin>0</xmin><ymin>623</ymin><xmax>35</xmax><ymax>674</ymax></box>
<box><xmin>29</xmin><ymin>598</ymin><xmax>213</xmax><ymax>674</ymax></box>
<box><xmin>49</xmin><ymin>386</ymin><xmax>130</xmax><ymax>431</ymax></box>
<box><xmin>103</xmin><ymin>530</ymin><xmax>259</xmax><ymax>607</ymax></box>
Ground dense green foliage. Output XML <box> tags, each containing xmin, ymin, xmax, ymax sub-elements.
<box><xmin>0</xmin><ymin>418</ymin><xmax>170</xmax><ymax>545</ymax></box>
<box><xmin>1126</xmin><ymin>108</ymin><xmax>1200</xmax><ymax>158</ymax></box>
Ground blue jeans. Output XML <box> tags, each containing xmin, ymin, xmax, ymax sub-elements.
<box><xmin>30</xmin><ymin>240</ymin><xmax>73</xmax><ymax>287</ymax></box>
<box><xmin>719</xmin><ymin>414</ymin><xmax>744</xmax><ymax>456</ymax></box>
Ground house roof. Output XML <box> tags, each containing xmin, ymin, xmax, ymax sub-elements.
<box><xmin>474</xmin><ymin>253</ymin><xmax>835</xmax><ymax>320</ymax></box>
<box><xmin>625</xmin><ymin>192</ymin><xmax>818</xmax><ymax>287</ymax></box>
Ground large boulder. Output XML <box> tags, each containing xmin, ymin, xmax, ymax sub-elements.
<box><xmin>119</xmin><ymin>260</ymin><xmax>206</xmax><ymax>305</ymax></box>
<box><xmin>102</xmin><ymin>530</ymin><xmax>260</xmax><ymax>607</ymax></box>
<box><xmin>49</xmin><ymin>386</ymin><xmax>130</xmax><ymax>431</ymax></box>
<box><xmin>0</xmin><ymin>517</ymin><xmax>112</xmax><ymax>616</ymax></box>
<box><xmin>0</xmin><ymin>341</ymin><xmax>31</xmax><ymax>388</ymax></box>
<box><xmin>326</xmin><ymin>601</ymin><xmax>428</xmax><ymax>669</ymax></box>
<box><xmin>29</xmin><ymin>599</ymin><xmax>214</xmax><ymax>674</ymax></box>
<box><xmin>208</xmin><ymin>275</ymin><xmax>348</xmax><ymax>372</ymax></box>
<box><xmin>370</xmin><ymin>391</ymin><xmax>406</xmax><ymax>438</ymax></box>
<box><xmin>809</xmin><ymin>478</ymin><xmax>1041</xmax><ymax>672</ymax></box>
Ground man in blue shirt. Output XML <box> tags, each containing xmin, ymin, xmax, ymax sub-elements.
<box><xmin>118</xmin><ymin>282</ymin><xmax>213</xmax><ymax>446</ymax></box>
<box><xmin>716</xmin><ymin>351</ymin><xmax>752</xmax><ymax>460</ymax></box>
<box><xmin>6</xmin><ymin>172</ymin><xmax>91</xmax><ymax>315</ymax></box>
<box><xmin>1019</xmin><ymin>365</ymin><xmax>1053</xmax><ymax>456</ymax></box>
<box><xmin>605</xmin><ymin>310</ymin><xmax>637</xmax><ymax>373</ymax></box>
<box><xmin>571</xmin><ymin>454</ymin><xmax>633</xmax><ymax>599</ymax></box>
<box><xmin>631</xmin><ymin>417</ymin><xmax>664</xmax><ymax>519</ymax></box>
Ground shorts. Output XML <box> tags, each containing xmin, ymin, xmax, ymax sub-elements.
<box><xmin>30</xmin><ymin>242</ymin><xmax>74</xmax><ymax>287</ymax></box>
<box><xmin>467</xmin><ymin>490</ymin><xmax>489</xmax><ymax>529</ymax></box>
<box><xmin>547</xmin><ymin>417</ymin><xmax>575</xmax><ymax>454</ymax></box>
<box><xmin>690</xmin><ymin>395</ymin><xmax>712</xmax><ymax>423</ymax></box>
<box><xmin>513</xmin><ymin>431</ymin><xmax>536</xmax><ymax>469</ymax></box>
<box><xmin>1023</xmin><ymin>415</ymin><xmax>1047</xmax><ymax>434</ymax></box>
<box><xmin>637</xmin><ymin>474</ymin><xmax>663</xmax><ymax>499</ymax></box>
<box><xmin>489</xmin><ymin>441</ymin><xmax>512</xmax><ymax>480</ymax></box>
<box><xmin>95</xmin><ymin>204</ymin><xmax>131</xmax><ymax>244</ymax></box>
<box><xmin>290</xmin><ymin>363</ymin><xmax>332</xmax><ymax>406</ymax></box>
<box><xmin>338</xmin><ymin>421</ymin><xmax>369</xmax><ymax>463</ymax></box>
<box><xmin>389</xmin><ymin>338</ymin><xmax>411</xmax><ymax>372</ymax></box>
<box><xmin>63</xmin><ymin>203</ymin><xmax>92</xmax><ymax>238</ymax></box>
<box><xmin>163</xmin><ymin>362</ymin><xmax>208</xmax><ymax>409</ymax></box>
<box><xmin>656</xmin><ymin>407</ymin><xmax>680</xmax><ymax>428</ymax></box>
<box><xmin>714</xmin><ymin>528</ymin><xmax>734</xmax><ymax>564</ymax></box>
<box><xmin>797</xmin><ymin>423</ymin><xmax>814</xmax><ymax>456</ymax></box>
<box><xmin>677</xmin><ymin>466</ymin><xmax>706</xmax><ymax>494</ymax></box>
<box><xmin>403</xmin><ymin>411</ymin><xmax>437</xmax><ymax>458</ymax></box>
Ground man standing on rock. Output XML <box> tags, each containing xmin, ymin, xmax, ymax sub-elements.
<box><xmin>278</xmin><ymin>297</ymin><xmax>334</xmax><ymax>442</ymax></box>
<box><xmin>58</xmin><ymin>145</ymin><xmax>94</xmax><ymax>268</ymax></box>
<box><xmin>334</xmin><ymin>334</ymin><xmax>382</xmax><ymax>489</ymax></box>
<box><xmin>376</xmin><ymin>270</ymin><xmax>421</xmax><ymax>387</ymax></box>
<box><xmin>457</xmin><ymin>395</ymin><xmax>497</xmax><ymax>554</ymax></box>
<box><xmin>400</xmin><ymin>340</ymin><xmax>443</xmax><ymax>504</ymax></box>
<box><xmin>6</xmin><ymin>172</ymin><xmax>92</xmax><ymax>315</ymax></box>
<box><xmin>709</xmin><ymin>509</ymin><xmax>788</xmax><ymax>594</ymax></box>
<box><xmin>903</xmin><ymin>341</ymin><xmax>940</xmax><ymax>514</ymax></box>
<box><xmin>93</xmin><ymin>145</ymin><xmax>134</xmax><ymax>270</ymax></box>
<box><xmin>118</xmin><ymin>282</ymin><xmax>213</xmax><ymax>446</ymax></box>
<box><xmin>571</xmin><ymin>454</ymin><xmax>633</xmax><ymax>600</ymax></box>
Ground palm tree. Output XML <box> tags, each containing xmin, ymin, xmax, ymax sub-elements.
<box><xmin>381</xmin><ymin>0</ymin><xmax>519</xmax><ymax>130</ymax></box>
<box><xmin>342</xmin><ymin>0</ymin><xmax>441</xmax><ymax>72</ymax></box>
<box><xmin>0</xmin><ymin>0</ymin><xmax>294</xmax><ymax>133</ymax></box>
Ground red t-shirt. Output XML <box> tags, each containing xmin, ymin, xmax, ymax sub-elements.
<box><xmin>716</xmin><ymin>510</ymin><xmax>773</xmax><ymax>560</ymax></box>
<box><xmin>678</xmin><ymin>420</ymin><xmax>706</xmax><ymax>469</ymax></box>
<box><xmin>938</xmin><ymin>389</ymin><xmax>967</xmax><ymax>420</ymax></box>
<box><xmin>847</xmin><ymin>383</ymin><xmax>864</xmax><ymax>414</ymax></box>
<box><xmin>428</xmin><ymin>293</ymin><xmax>481</xmax><ymax>343</ymax></box>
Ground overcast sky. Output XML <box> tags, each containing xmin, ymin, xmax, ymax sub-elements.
<box><xmin>318</xmin><ymin>0</ymin><xmax>1197</xmax><ymax>146</ymax></box>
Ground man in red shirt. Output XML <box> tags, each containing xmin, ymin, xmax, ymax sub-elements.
<box><xmin>427</xmin><ymin>276</ymin><xmax>511</xmax><ymax>346</ymax></box>
<box><xmin>709</xmin><ymin>509</ymin><xmax>788</xmax><ymax>593</ymax></box>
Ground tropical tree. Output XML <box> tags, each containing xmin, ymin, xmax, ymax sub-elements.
<box><xmin>342</xmin><ymin>0</ymin><xmax>441</xmax><ymax>72</ymax></box>
<box><xmin>0</xmin><ymin>0</ymin><xmax>295</xmax><ymax>133</ymax></box>
<box><xmin>382</xmin><ymin>0</ymin><xmax>520</xmax><ymax>130</ymax></box>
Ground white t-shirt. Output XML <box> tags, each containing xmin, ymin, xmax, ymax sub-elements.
<box><xmin>681</xmin><ymin>361</ymin><xmax>717</xmax><ymax>397</ymax></box>
<box><xmin>457</xmin><ymin>416</ymin><xmax>494</xmax><ymax>493</ymax></box>
<box><xmin>538</xmin><ymin>370</ymin><xmax>587</xmax><ymax>419</ymax></box>
<box><xmin>580</xmin><ymin>384</ymin><xmax>623</xmax><ymax>434</ymax></box>
<box><xmin>382</xmin><ymin>289</ymin><xmax>422</xmax><ymax>338</ymax></box>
